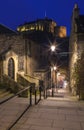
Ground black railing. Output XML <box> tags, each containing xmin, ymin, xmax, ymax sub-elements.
<box><xmin>43</xmin><ymin>87</ymin><xmax>54</xmax><ymax>98</ymax></box>
<box><xmin>0</xmin><ymin>86</ymin><xmax>42</xmax><ymax>130</ymax></box>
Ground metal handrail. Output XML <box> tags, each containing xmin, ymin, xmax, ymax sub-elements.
<box><xmin>0</xmin><ymin>86</ymin><xmax>42</xmax><ymax>130</ymax></box>
<box><xmin>0</xmin><ymin>86</ymin><xmax>30</xmax><ymax>105</ymax></box>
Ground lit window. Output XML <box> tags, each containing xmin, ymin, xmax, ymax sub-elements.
<box><xmin>42</xmin><ymin>26</ymin><xmax>44</xmax><ymax>31</ymax></box>
<box><xmin>21</xmin><ymin>26</ymin><xmax>26</xmax><ymax>32</ymax></box>
<box><xmin>39</xmin><ymin>25</ymin><xmax>42</xmax><ymax>30</ymax></box>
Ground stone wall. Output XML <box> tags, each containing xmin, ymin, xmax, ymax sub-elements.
<box><xmin>0</xmin><ymin>34</ymin><xmax>48</xmax><ymax>87</ymax></box>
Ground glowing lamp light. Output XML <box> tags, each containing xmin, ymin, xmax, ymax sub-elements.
<box><xmin>53</xmin><ymin>66</ymin><xmax>57</xmax><ymax>70</ymax></box>
<box><xmin>57</xmin><ymin>72</ymin><xmax>60</xmax><ymax>76</ymax></box>
<box><xmin>51</xmin><ymin>45</ymin><xmax>56</xmax><ymax>52</ymax></box>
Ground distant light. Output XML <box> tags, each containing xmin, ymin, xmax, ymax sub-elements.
<box><xmin>57</xmin><ymin>72</ymin><xmax>60</xmax><ymax>76</ymax></box>
<box><xmin>63</xmin><ymin>81</ymin><xmax>68</xmax><ymax>88</ymax></box>
<box><xmin>51</xmin><ymin>45</ymin><xmax>56</xmax><ymax>52</ymax></box>
<box><xmin>53</xmin><ymin>66</ymin><xmax>57</xmax><ymax>70</ymax></box>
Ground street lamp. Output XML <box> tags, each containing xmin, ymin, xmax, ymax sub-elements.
<box><xmin>50</xmin><ymin>45</ymin><xmax>56</xmax><ymax>52</ymax></box>
<box><xmin>50</xmin><ymin>67</ymin><xmax>53</xmax><ymax>89</ymax></box>
<box><xmin>53</xmin><ymin>66</ymin><xmax>57</xmax><ymax>71</ymax></box>
<box><xmin>50</xmin><ymin>44</ymin><xmax>57</xmax><ymax>94</ymax></box>
<box><xmin>51</xmin><ymin>65</ymin><xmax>58</xmax><ymax>95</ymax></box>
<box><xmin>53</xmin><ymin>65</ymin><xmax>58</xmax><ymax>92</ymax></box>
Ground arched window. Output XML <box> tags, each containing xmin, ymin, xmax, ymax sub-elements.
<box><xmin>8</xmin><ymin>58</ymin><xmax>15</xmax><ymax>79</ymax></box>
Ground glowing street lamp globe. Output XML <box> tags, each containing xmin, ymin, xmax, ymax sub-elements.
<box><xmin>53</xmin><ymin>66</ymin><xmax>57</xmax><ymax>71</ymax></box>
<box><xmin>51</xmin><ymin>45</ymin><xmax>56</xmax><ymax>52</ymax></box>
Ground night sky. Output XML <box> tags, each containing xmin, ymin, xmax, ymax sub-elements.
<box><xmin>0</xmin><ymin>0</ymin><xmax>84</xmax><ymax>36</ymax></box>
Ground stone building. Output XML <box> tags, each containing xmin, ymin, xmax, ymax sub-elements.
<box><xmin>17</xmin><ymin>17</ymin><xmax>68</xmax><ymax>89</ymax></box>
<box><xmin>55</xmin><ymin>26</ymin><xmax>67</xmax><ymax>38</ymax></box>
<box><xmin>17</xmin><ymin>17</ymin><xmax>67</xmax><ymax>38</ymax></box>
<box><xmin>69</xmin><ymin>4</ymin><xmax>84</xmax><ymax>95</ymax></box>
<box><xmin>0</xmin><ymin>24</ymin><xmax>49</xmax><ymax>90</ymax></box>
<box><xmin>17</xmin><ymin>17</ymin><xmax>56</xmax><ymax>34</ymax></box>
<box><xmin>0</xmin><ymin>17</ymin><xmax>68</xmax><ymax>92</ymax></box>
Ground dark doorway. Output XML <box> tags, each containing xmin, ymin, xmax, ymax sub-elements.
<box><xmin>8</xmin><ymin>58</ymin><xmax>15</xmax><ymax>79</ymax></box>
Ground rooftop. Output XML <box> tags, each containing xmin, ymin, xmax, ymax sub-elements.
<box><xmin>0</xmin><ymin>24</ymin><xmax>16</xmax><ymax>34</ymax></box>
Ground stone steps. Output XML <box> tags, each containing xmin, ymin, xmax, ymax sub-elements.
<box><xmin>0</xmin><ymin>89</ymin><xmax>12</xmax><ymax>99</ymax></box>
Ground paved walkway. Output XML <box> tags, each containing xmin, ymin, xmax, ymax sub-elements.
<box><xmin>0</xmin><ymin>88</ymin><xmax>84</xmax><ymax>130</ymax></box>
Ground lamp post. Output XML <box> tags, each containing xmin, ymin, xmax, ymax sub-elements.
<box><xmin>51</xmin><ymin>67</ymin><xmax>53</xmax><ymax>88</ymax></box>
<box><xmin>50</xmin><ymin>44</ymin><xmax>57</xmax><ymax>95</ymax></box>
<box><xmin>51</xmin><ymin>67</ymin><xmax>54</xmax><ymax>96</ymax></box>
<box><xmin>53</xmin><ymin>66</ymin><xmax>57</xmax><ymax>92</ymax></box>
<box><xmin>50</xmin><ymin>65</ymin><xmax>58</xmax><ymax>96</ymax></box>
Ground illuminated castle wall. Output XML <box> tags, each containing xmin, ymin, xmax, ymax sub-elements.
<box><xmin>17</xmin><ymin>17</ymin><xmax>67</xmax><ymax>38</ymax></box>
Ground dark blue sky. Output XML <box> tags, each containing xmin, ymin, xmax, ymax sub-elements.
<box><xmin>0</xmin><ymin>0</ymin><xmax>84</xmax><ymax>36</ymax></box>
